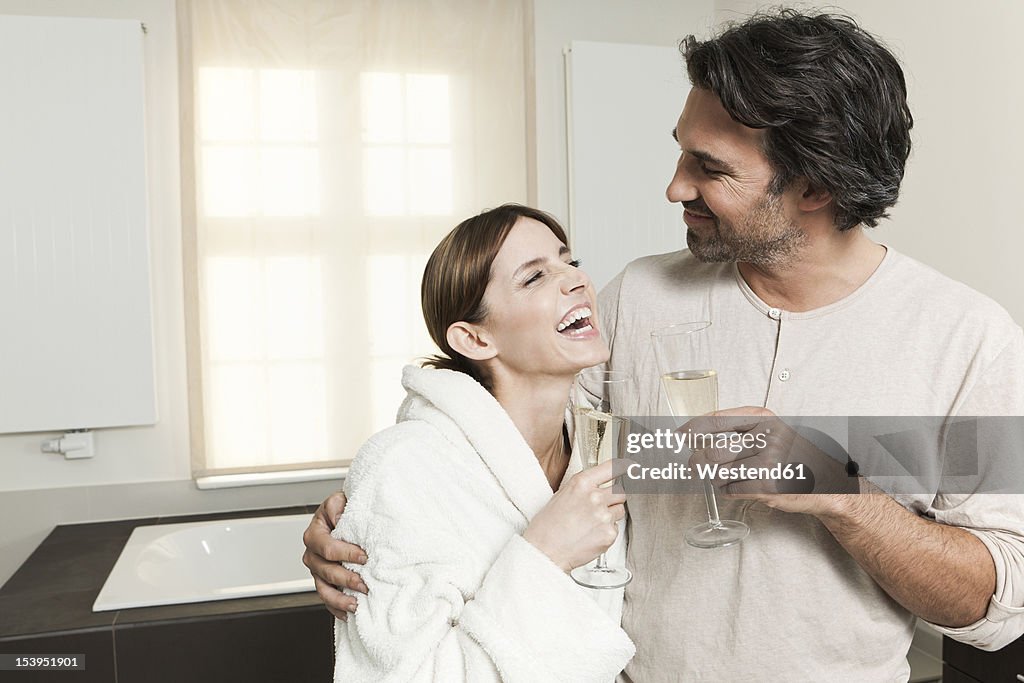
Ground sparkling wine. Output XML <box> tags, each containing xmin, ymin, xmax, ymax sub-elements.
<box><xmin>661</xmin><ymin>370</ymin><xmax>718</xmax><ymax>417</ymax></box>
<box><xmin>574</xmin><ymin>407</ymin><xmax>629</xmax><ymax>468</ymax></box>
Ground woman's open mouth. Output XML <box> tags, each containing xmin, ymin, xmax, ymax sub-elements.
<box><xmin>557</xmin><ymin>305</ymin><xmax>595</xmax><ymax>337</ymax></box>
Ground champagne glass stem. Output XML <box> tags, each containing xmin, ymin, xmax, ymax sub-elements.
<box><xmin>593</xmin><ymin>552</ymin><xmax>609</xmax><ymax>571</ymax></box>
<box><xmin>651</xmin><ymin>322</ymin><xmax>749</xmax><ymax>548</ymax></box>
<box><xmin>703</xmin><ymin>480</ymin><xmax>722</xmax><ymax>527</ymax></box>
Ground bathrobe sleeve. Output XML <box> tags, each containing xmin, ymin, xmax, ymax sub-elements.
<box><xmin>333</xmin><ymin>428</ymin><xmax>635</xmax><ymax>682</ymax></box>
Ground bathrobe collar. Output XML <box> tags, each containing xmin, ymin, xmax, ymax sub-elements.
<box><xmin>398</xmin><ymin>365</ymin><xmax>557</xmax><ymax>521</ymax></box>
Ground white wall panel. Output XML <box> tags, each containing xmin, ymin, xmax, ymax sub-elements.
<box><xmin>0</xmin><ymin>14</ymin><xmax>156</xmax><ymax>433</ymax></box>
<box><xmin>566</xmin><ymin>40</ymin><xmax>690</xmax><ymax>291</ymax></box>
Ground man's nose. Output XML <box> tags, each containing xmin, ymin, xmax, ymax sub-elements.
<box><xmin>666</xmin><ymin>158</ymin><xmax>699</xmax><ymax>204</ymax></box>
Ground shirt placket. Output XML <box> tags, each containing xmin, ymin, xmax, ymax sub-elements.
<box><xmin>763</xmin><ymin>306</ymin><xmax>793</xmax><ymax>412</ymax></box>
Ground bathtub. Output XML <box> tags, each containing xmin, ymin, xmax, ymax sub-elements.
<box><xmin>92</xmin><ymin>513</ymin><xmax>315</xmax><ymax>612</ymax></box>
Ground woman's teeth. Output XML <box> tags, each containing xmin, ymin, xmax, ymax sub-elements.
<box><xmin>564</xmin><ymin>322</ymin><xmax>593</xmax><ymax>335</ymax></box>
<box><xmin>557</xmin><ymin>306</ymin><xmax>593</xmax><ymax>333</ymax></box>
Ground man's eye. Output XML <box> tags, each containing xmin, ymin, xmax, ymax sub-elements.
<box><xmin>701</xmin><ymin>165</ymin><xmax>722</xmax><ymax>177</ymax></box>
<box><xmin>568</xmin><ymin>259</ymin><xmax>582</xmax><ymax>268</ymax></box>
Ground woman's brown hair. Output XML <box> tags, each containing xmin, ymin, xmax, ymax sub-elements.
<box><xmin>421</xmin><ymin>204</ymin><xmax>569</xmax><ymax>390</ymax></box>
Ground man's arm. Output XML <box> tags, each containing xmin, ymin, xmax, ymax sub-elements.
<box><xmin>814</xmin><ymin>488</ymin><xmax>995</xmax><ymax>627</ymax></box>
<box><xmin>301</xmin><ymin>492</ymin><xmax>368</xmax><ymax>621</ymax></box>
<box><xmin>820</xmin><ymin>331</ymin><xmax>1024</xmax><ymax>639</ymax></box>
<box><xmin>694</xmin><ymin>409</ymin><xmax>999</xmax><ymax>629</ymax></box>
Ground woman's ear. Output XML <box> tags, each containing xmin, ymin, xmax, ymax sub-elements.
<box><xmin>446</xmin><ymin>321</ymin><xmax>497</xmax><ymax>362</ymax></box>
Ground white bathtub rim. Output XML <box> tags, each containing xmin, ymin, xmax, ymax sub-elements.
<box><xmin>92</xmin><ymin>513</ymin><xmax>315</xmax><ymax>612</ymax></box>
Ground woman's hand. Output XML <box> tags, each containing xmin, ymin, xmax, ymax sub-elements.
<box><xmin>302</xmin><ymin>492</ymin><xmax>369</xmax><ymax>621</ymax></box>
<box><xmin>522</xmin><ymin>460</ymin><xmax>626</xmax><ymax>572</ymax></box>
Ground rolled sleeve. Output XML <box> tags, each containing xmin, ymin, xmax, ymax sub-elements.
<box><xmin>929</xmin><ymin>326</ymin><xmax>1024</xmax><ymax>649</ymax></box>
<box><xmin>927</xmin><ymin>498</ymin><xmax>1024</xmax><ymax>650</ymax></box>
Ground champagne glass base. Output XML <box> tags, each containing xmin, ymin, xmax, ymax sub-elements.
<box><xmin>570</xmin><ymin>564</ymin><xmax>632</xmax><ymax>589</ymax></box>
<box><xmin>685</xmin><ymin>520</ymin><xmax>749</xmax><ymax>549</ymax></box>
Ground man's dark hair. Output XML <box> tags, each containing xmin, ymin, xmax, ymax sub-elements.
<box><xmin>683</xmin><ymin>9</ymin><xmax>913</xmax><ymax>231</ymax></box>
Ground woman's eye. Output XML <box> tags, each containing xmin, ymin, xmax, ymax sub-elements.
<box><xmin>524</xmin><ymin>259</ymin><xmax>580</xmax><ymax>286</ymax></box>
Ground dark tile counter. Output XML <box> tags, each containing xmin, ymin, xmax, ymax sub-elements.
<box><xmin>944</xmin><ymin>634</ymin><xmax>1024</xmax><ymax>683</ymax></box>
<box><xmin>0</xmin><ymin>506</ymin><xmax>335</xmax><ymax>682</ymax></box>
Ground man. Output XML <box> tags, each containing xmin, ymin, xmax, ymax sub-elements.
<box><xmin>304</xmin><ymin>10</ymin><xmax>1024</xmax><ymax>680</ymax></box>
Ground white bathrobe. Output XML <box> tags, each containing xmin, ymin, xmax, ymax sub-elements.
<box><xmin>333</xmin><ymin>365</ymin><xmax>635</xmax><ymax>682</ymax></box>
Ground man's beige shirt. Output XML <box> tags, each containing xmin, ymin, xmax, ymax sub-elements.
<box><xmin>601</xmin><ymin>246</ymin><xmax>1024</xmax><ymax>682</ymax></box>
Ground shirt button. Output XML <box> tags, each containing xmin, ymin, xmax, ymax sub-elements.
<box><xmin>779</xmin><ymin>369</ymin><xmax>791</xmax><ymax>381</ymax></box>
<box><xmin>768</xmin><ymin>307</ymin><xmax>782</xmax><ymax>320</ymax></box>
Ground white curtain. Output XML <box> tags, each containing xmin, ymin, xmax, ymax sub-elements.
<box><xmin>178</xmin><ymin>0</ymin><xmax>528</xmax><ymax>475</ymax></box>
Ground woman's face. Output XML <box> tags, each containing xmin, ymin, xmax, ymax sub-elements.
<box><xmin>477</xmin><ymin>217</ymin><xmax>609</xmax><ymax>378</ymax></box>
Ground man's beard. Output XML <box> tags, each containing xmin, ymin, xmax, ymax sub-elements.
<box><xmin>685</xmin><ymin>192</ymin><xmax>806</xmax><ymax>266</ymax></box>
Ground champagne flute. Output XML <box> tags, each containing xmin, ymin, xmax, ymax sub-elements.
<box><xmin>569</xmin><ymin>368</ymin><xmax>633</xmax><ymax>589</ymax></box>
<box><xmin>651</xmin><ymin>322</ymin><xmax>749</xmax><ymax>548</ymax></box>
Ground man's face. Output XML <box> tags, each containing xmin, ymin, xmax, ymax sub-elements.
<box><xmin>667</xmin><ymin>88</ymin><xmax>806</xmax><ymax>265</ymax></box>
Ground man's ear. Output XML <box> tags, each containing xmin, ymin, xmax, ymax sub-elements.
<box><xmin>446</xmin><ymin>321</ymin><xmax>497</xmax><ymax>362</ymax></box>
<box><xmin>795</xmin><ymin>179</ymin><xmax>833</xmax><ymax>213</ymax></box>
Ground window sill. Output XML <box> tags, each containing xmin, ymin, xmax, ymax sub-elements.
<box><xmin>194</xmin><ymin>467</ymin><xmax>348</xmax><ymax>490</ymax></box>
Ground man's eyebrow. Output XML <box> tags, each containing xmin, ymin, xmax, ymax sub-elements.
<box><xmin>670</xmin><ymin>128</ymin><xmax>735</xmax><ymax>172</ymax></box>
<box><xmin>513</xmin><ymin>246</ymin><xmax>572</xmax><ymax>277</ymax></box>
<box><xmin>690</xmin><ymin>150</ymin><xmax>734</xmax><ymax>172</ymax></box>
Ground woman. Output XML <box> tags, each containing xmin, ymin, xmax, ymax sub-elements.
<box><xmin>332</xmin><ymin>204</ymin><xmax>634</xmax><ymax>681</ymax></box>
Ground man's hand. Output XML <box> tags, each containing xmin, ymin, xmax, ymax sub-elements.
<box><xmin>685</xmin><ymin>407</ymin><xmax>857</xmax><ymax>517</ymax></box>
<box><xmin>302</xmin><ymin>492</ymin><xmax>368</xmax><ymax>621</ymax></box>
<box><xmin>687</xmin><ymin>408</ymin><xmax>996</xmax><ymax>627</ymax></box>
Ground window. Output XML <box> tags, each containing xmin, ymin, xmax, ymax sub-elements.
<box><xmin>362</xmin><ymin>72</ymin><xmax>453</xmax><ymax>217</ymax></box>
<box><xmin>178</xmin><ymin>0</ymin><xmax>528</xmax><ymax>477</ymax></box>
